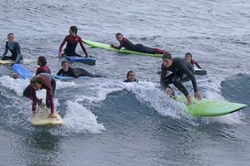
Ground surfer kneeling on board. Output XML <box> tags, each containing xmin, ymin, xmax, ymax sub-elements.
<box><xmin>58</xmin><ymin>26</ymin><xmax>89</xmax><ymax>58</ymax></box>
<box><xmin>1</xmin><ymin>33</ymin><xmax>23</xmax><ymax>64</ymax></box>
<box><xmin>184</xmin><ymin>52</ymin><xmax>202</xmax><ymax>69</ymax></box>
<box><xmin>110</xmin><ymin>33</ymin><xmax>164</xmax><ymax>54</ymax></box>
<box><xmin>160</xmin><ymin>52</ymin><xmax>202</xmax><ymax>105</ymax></box>
<box><xmin>36</xmin><ymin>56</ymin><xmax>51</xmax><ymax>75</ymax></box>
<box><xmin>57</xmin><ymin>61</ymin><xmax>102</xmax><ymax>78</ymax></box>
<box><xmin>124</xmin><ymin>71</ymin><xmax>138</xmax><ymax>83</ymax></box>
<box><xmin>23</xmin><ymin>73</ymin><xmax>56</xmax><ymax>118</ymax></box>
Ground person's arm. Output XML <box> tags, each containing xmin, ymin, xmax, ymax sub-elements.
<box><xmin>195</xmin><ymin>62</ymin><xmax>202</xmax><ymax>69</ymax></box>
<box><xmin>31</xmin><ymin>88</ymin><xmax>38</xmax><ymax>114</ymax></box>
<box><xmin>78</xmin><ymin>36</ymin><xmax>88</xmax><ymax>58</ymax></box>
<box><xmin>2</xmin><ymin>42</ymin><xmax>8</xmax><ymax>57</ymax></box>
<box><xmin>180</xmin><ymin>65</ymin><xmax>198</xmax><ymax>93</ymax></box>
<box><xmin>59</xmin><ymin>36</ymin><xmax>68</xmax><ymax>56</ymax></box>
<box><xmin>160</xmin><ymin>64</ymin><xmax>169</xmax><ymax>89</ymax></box>
<box><xmin>14</xmin><ymin>42</ymin><xmax>22</xmax><ymax>63</ymax></box>
<box><xmin>35</xmin><ymin>68</ymin><xmax>40</xmax><ymax>75</ymax></box>
<box><xmin>56</xmin><ymin>69</ymin><xmax>63</xmax><ymax>75</ymax></box>
<box><xmin>46</xmin><ymin>86</ymin><xmax>54</xmax><ymax>114</ymax></box>
<box><xmin>69</xmin><ymin>68</ymin><xmax>79</xmax><ymax>78</ymax></box>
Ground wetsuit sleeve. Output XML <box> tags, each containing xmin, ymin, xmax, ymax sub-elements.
<box><xmin>2</xmin><ymin>42</ymin><xmax>8</xmax><ymax>57</ymax></box>
<box><xmin>59</xmin><ymin>36</ymin><xmax>68</xmax><ymax>53</ymax></box>
<box><xmin>56</xmin><ymin>69</ymin><xmax>63</xmax><ymax>75</ymax></box>
<box><xmin>69</xmin><ymin>68</ymin><xmax>79</xmax><ymax>78</ymax></box>
<box><xmin>111</xmin><ymin>44</ymin><xmax>122</xmax><ymax>49</ymax></box>
<box><xmin>78</xmin><ymin>36</ymin><xmax>88</xmax><ymax>58</ymax></box>
<box><xmin>179</xmin><ymin>63</ymin><xmax>198</xmax><ymax>92</ymax></box>
<box><xmin>35</xmin><ymin>68</ymin><xmax>40</xmax><ymax>75</ymax></box>
<box><xmin>46</xmin><ymin>84</ymin><xmax>54</xmax><ymax>114</ymax></box>
<box><xmin>14</xmin><ymin>42</ymin><xmax>22</xmax><ymax>63</ymax></box>
<box><xmin>195</xmin><ymin>62</ymin><xmax>202</xmax><ymax>69</ymax></box>
<box><xmin>160</xmin><ymin>64</ymin><xmax>169</xmax><ymax>89</ymax></box>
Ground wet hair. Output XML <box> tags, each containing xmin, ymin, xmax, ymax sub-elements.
<box><xmin>30</xmin><ymin>76</ymin><xmax>45</xmax><ymax>85</ymax></box>
<box><xmin>162</xmin><ymin>51</ymin><xmax>172</xmax><ymax>60</ymax></box>
<box><xmin>185</xmin><ymin>52</ymin><xmax>192</xmax><ymax>57</ymax></box>
<box><xmin>38</xmin><ymin>56</ymin><xmax>47</xmax><ymax>66</ymax></box>
<box><xmin>115</xmin><ymin>33</ymin><xmax>123</xmax><ymax>38</ymax></box>
<box><xmin>70</xmin><ymin>26</ymin><xmax>78</xmax><ymax>34</ymax></box>
<box><xmin>126</xmin><ymin>70</ymin><xmax>135</xmax><ymax>78</ymax></box>
<box><xmin>7</xmin><ymin>33</ymin><xmax>14</xmax><ymax>37</ymax></box>
<box><xmin>61</xmin><ymin>60</ymin><xmax>69</xmax><ymax>66</ymax></box>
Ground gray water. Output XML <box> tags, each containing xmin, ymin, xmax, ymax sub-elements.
<box><xmin>0</xmin><ymin>0</ymin><xmax>250</xmax><ymax>165</ymax></box>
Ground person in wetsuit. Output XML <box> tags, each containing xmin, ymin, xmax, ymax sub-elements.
<box><xmin>2</xmin><ymin>33</ymin><xmax>23</xmax><ymax>63</ymax></box>
<box><xmin>160</xmin><ymin>52</ymin><xmax>202</xmax><ymax>104</ymax></box>
<box><xmin>110</xmin><ymin>33</ymin><xmax>164</xmax><ymax>54</ymax></box>
<box><xmin>184</xmin><ymin>52</ymin><xmax>202</xmax><ymax>69</ymax></box>
<box><xmin>57</xmin><ymin>61</ymin><xmax>101</xmax><ymax>78</ymax></box>
<box><xmin>23</xmin><ymin>73</ymin><xmax>56</xmax><ymax>118</ymax></box>
<box><xmin>124</xmin><ymin>71</ymin><xmax>139</xmax><ymax>83</ymax></box>
<box><xmin>36</xmin><ymin>56</ymin><xmax>51</xmax><ymax>75</ymax></box>
<box><xmin>59</xmin><ymin>26</ymin><xmax>89</xmax><ymax>58</ymax></box>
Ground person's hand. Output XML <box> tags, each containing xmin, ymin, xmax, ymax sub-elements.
<box><xmin>110</xmin><ymin>44</ymin><xmax>115</xmax><ymax>48</ymax></box>
<box><xmin>194</xmin><ymin>92</ymin><xmax>202</xmax><ymax>101</ymax></box>
<box><xmin>48</xmin><ymin>113</ymin><xmax>57</xmax><ymax>118</ymax></box>
<box><xmin>187</xmin><ymin>95</ymin><xmax>192</xmax><ymax>105</ymax></box>
<box><xmin>58</xmin><ymin>52</ymin><xmax>62</xmax><ymax>58</ymax></box>
<box><xmin>166</xmin><ymin>87</ymin><xmax>173</xmax><ymax>95</ymax></box>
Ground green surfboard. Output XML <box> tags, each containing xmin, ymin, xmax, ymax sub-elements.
<box><xmin>176</xmin><ymin>96</ymin><xmax>247</xmax><ymax>116</ymax></box>
<box><xmin>82</xmin><ymin>39</ymin><xmax>163</xmax><ymax>57</ymax></box>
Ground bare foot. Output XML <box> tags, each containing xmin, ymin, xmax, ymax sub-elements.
<box><xmin>187</xmin><ymin>95</ymin><xmax>192</xmax><ymax>105</ymax></box>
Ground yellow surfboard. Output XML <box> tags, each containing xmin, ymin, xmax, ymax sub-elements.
<box><xmin>30</xmin><ymin>108</ymin><xmax>63</xmax><ymax>126</ymax></box>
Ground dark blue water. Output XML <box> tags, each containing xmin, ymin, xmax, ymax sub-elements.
<box><xmin>0</xmin><ymin>0</ymin><xmax>250</xmax><ymax>165</ymax></box>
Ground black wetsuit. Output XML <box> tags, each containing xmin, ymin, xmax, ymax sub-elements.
<box><xmin>57</xmin><ymin>67</ymin><xmax>100</xmax><ymax>78</ymax></box>
<box><xmin>123</xmin><ymin>79</ymin><xmax>139</xmax><ymax>83</ymax></box>
<box><xmin>160</xmin><ymin>58</ymin><xmax>198</xmax><ymax>97</ymax></box>
<box><xmin>112</xmin><ymin>38</ymin><xmax>164</xmax><ymax>54</ymax></box>
<box><xmin>2</xmin><ymin>41</ymin><xmax>23</xmax><ymax>63</ymax></box>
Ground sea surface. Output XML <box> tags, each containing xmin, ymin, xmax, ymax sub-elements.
<box><xmin>0</xmin><ymin>0</ymin><xmax>250</xmax><ymax>165</ymax></box>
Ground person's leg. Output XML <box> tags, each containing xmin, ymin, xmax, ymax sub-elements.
<box><xmin>153</xmin><ymin>48</ymin><xmax>164</xmax><ymax>54</ymax></box>
<box><xmin>1</xmin><ymin>56</ymin><xmax>13</xmax><ymax>60</ymax></box>
<box><xmin>74</xmin><ymin>68</ymin><xmax>96</xmax><ymax>77</ymax></box>
<box><xmin>46</xmin><ymin>79</ymin><xmax>56</xmax><ymax>108</ymax></box>
<box><xmin>172</xmin><ymin>75</ymin><xmax>189</xmax><ymax>97</ymax></box>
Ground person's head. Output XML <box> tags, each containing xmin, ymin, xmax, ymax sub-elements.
<box><xmin>61</xmin><ymin>61</ymin><xmax>70</xmax><ymax>71</ymax></box>
<box><xmin>126</xmin><ymin>71</ymin><xmax>136</xmax><ymax>81</ymax></box>
<box><xmin>115</xmin><ymin>33</ymin><xmax>124</xmax><ymax>42</ymax></box>
<box><xmin>30</xmin><ymin>76</ymin><xmax>45</xmax><ymax>90</ymax></box>
<box><xmin>37</xmin><ymin>56</ymin><xmax>47</xmax><ymax>66</ymax></box>
<box><xmin>69</xmin><ymin>26</ymin><xmax>78</xmax><ymax>35</ymax></box>
<box><xmin>185</xmin><ymin>52</ymin><xmax>192</xmax><ymax>62</ymax></box>
<box><xmin>7</xmin><ymin>33</ymin><xmax>14</xmax><ymax>42</ymax></box>
<box><xmin>162</xmin><ymin>51</ymin><xmax>173</xmax><ymax>68</ymax></box>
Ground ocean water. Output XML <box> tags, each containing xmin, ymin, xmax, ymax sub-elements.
<box><xmin>0</xmin><ymin>0</ymin><xmax>250</xmax><ymax>165</ymax></box>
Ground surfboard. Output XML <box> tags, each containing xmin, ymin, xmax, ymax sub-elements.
<box><xmin>65</xmin><ymin>56</ymin><xmax>96</xmax><ymax>65</ymax></box>
<box><xmin>30</xmin><ymin>108</ymin><xmax>63</xmax><ymax>126</ymax></box>
<box><xmin>194</xmin><ymin>66</ymin><xmax>207</xmax><ymax>75</ymax></box>
<box><xmin>0</xmin><ymin>59</ymin><xmax>33</xmax><ymax>65</ymax></box>
<box><xmin>12</xmin><ymin>64</ymin><xmax>33</xmax><ymax>79</ymax></box>
<box><xmin>82</xmin><ymin>39</ymin><xmax>163</xmax><ymax>57</ymax></box>
<box><xmin>176</xmin><ymin>96</ymin><xmax>247</xmax><ymax>116</ymax></box>
<box><xmin>55</xmin><ymin>75</ymin><xmax>89</xmax><ymax>80</ymax></box>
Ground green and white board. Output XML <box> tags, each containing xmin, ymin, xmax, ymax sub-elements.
<box><xmin>176</xmin><ymin>96</ymin><xmax>247</xmax><ymax>116</ymax></box>
<box><xmin>82</xmin><ymin>39</ymin><xmax>163</xmax><ymax>57</ymax></box>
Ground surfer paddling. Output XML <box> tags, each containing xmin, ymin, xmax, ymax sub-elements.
<box><xmin>23</xmin><ymin>73</ymin><xmax>56</xmax><ymax>118</ymax></box>
<box><xmin>59</xmin><ymin>26</ymin><xmax>89</xmax><ymax>58</ymax></box>
<box><xmin>124</xmin><ymin>71</ymin><xmax>138</xmax><ymax>83</ymax></box>
<box><xmin>160</xmin><ymin>52</ymin><xmax>202</xmax><ymax>104</ymax></box>
<box><xmin>184</xmin><ymin>52</ymin><xmax>202</xmax><ymax>69</ymax></box>
<box><xmin>111</xmin><ymin>33</ymin><xmax>164</xmax><ymax>54</ymax></box>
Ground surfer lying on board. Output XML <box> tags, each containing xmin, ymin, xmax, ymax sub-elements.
<box><xmin>59</xmin><ymin>26</ymin><xmax>89</xmax><ymax>58</ymax></box>
<box><xmin>36</xmin><ymin>56</ymin><xmax>51</xmax><ymax>75</ymax></box>
<box><xmin>160</xmin><ymin>52</ymin><xmax>202</xmax><ymax>104</ymax></box>
<box><xmin>57</xmin><ymin>61</ymin><xmax>102</xmax><ymax>78</ymax></box>
<box><xmin>124</xmin><ymin>71</ymin><xmax>138</xmax><ymax>83</ymax></box>
<box><xmin>184</xmin><ymin>52</ymin><xmax>202</xmax><ymax>69</ymax></box>
<box><xmin>1</xmin><ymin>33</ymin><xmax>23</xmax><ymax>63</ymax></box>
<box><xmin>110</xmin><ymin>33</ymin><xmax>164</xmax><ymax>54</ymax></box>
<box><xmin>23</xmin><ymin>73</ymin><xmax>56</xmax><ymax>118</ymax></box>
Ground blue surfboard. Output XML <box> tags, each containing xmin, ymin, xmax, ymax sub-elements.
<box><xmin>65</xmin><ymin>56</ymin><xmax>96</xmax><ymax>65</ymax></box>
<box><xmin>13</xmin><ymin>64</ymin><xmax>33</xmax><ymax>79</ymax></box>
<box><xmin>55</xmin><ymin>75</ymin><xmax>90</xmax><ymax>80</ymax></box>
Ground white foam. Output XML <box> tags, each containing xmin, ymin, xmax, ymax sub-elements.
<box><xmin>62</xmin><ymin>100</ymin><xmax>105</xmax><ymax>134</ymax></box>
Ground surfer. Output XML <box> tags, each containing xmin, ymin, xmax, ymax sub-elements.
<box><xmin>23</xmin><ymin>73</ymin><xmax>56</xmax><ymax>118</ymax></box>
<box><xmin>57</xmin><ymin>61</ymin><xmax>101</xmax><ymax>78</ymax></box>
<box><xmin>184</xmin><ymin>52</ymin><xmax>202</xmax><ymax>69</ymax></box>
<box><xmin>36</xmin><ymin>56</ymin><xmax>51</xmax><ymax>75</ymax></box>
<box><xmin>59</xmin><ymin>26</ymin><xmax>89</xmax><ymax>58</ymax></box>
<box><xmin>1</xmin><ymin>33</ymin><xmax>23</xmax><ymax>63</ymax></box>
<box><xmin>110</xmin><ymin>33</ymin><xmax>164</xmax><ymax>54</ymax></box>
<box><xmin>160</xmin><ymin>52</ymin><xmax>202</xmax><ymax>104</ymax></box>
<box><xmin>124</xmin><ymin>71</ymin><xmax>138</xmax><ymax>83</ymax></box>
